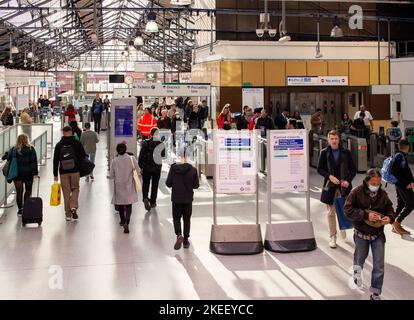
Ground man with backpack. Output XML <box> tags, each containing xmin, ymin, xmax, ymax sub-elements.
<box><xmin>138</xmin><ymin>128</ymin><xmax>166</xmax><ymax>211</ymax></box>
<box><xmin>53</xmin><ymin>126</ymin><xmax>87</xmax><ymax>221</ymax></box>
<box><xmin>91</xmin><ymin>93</ymin><xmax>103</xmax><ymax>134</ymax></box>
<box><xmin>390</xmin><ymin>139</ymin><xmax>414</xmax><ymax>235</ymax></box>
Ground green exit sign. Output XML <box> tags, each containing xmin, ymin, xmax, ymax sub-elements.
<box><xmin>243</xmin><ymin>82</ymin><xmax>252</xmax><ymax>87</ymax></box>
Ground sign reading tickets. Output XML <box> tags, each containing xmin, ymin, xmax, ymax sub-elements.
<box><xmin>132</xmin><ymin>83</ymin><xmax>210</xmax><ymax>97</ymax></box>
<box><xmin>269</xmin><ymin>130</ymin><xmax>308</xmax><ymax>192</ymax></box>
<box><xmin>215</xmin><ymin>131</ymin><xmax>257</xmax><ymax>194</ymax></box>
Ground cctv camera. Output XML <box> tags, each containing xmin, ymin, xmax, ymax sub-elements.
<box><xmin>268</xmin><ymin>29</ymin><xmax>277</xmax><ymax>37</ymax></box>
<box><xmin>256</xmin><ymin>29</ymin><xmax>265</xmax><ymax>38</ymax></box>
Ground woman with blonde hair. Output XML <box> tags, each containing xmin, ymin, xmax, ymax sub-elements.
<box><xmin>2</xmin><ymin>134</ymin><xmax>38</xmax><ymax>216</ymax></box>
<box><xmin>0</xmin><ymin>106</ymin><xmax>14</xmax><ymax>126</ymax></box>
<box><xmin>217</xmin><ymin>104</ymin><xmax>232</xmax><ymax>130</ymax></box>
<box><xmin>20</xmin><ymin>107</ymin><xmax>33</xmax><ymax>124</ymax></box>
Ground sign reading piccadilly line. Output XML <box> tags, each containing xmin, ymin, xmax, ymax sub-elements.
<box><xmin>132</xmin><ymin>83</ymin><xmax>211</xmax><ymax>97</ymax></box>
<box><xmin>287</xmin><ymin>76</ymin><xmax>348</xmax><ymax>86</ymax></box>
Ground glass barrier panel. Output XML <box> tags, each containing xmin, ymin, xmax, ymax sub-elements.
<box><xmin>42</xmin><ymin>133</ymin><xmax>47</xmax><ymax>158</ymax></box>
<box><xmin>4</xmin><ymin>129</ymin><xmax>10</xmax><ymax>152</ymax></box>
<box><xmin>0</xmin><ymin>165</ymin><xmax>6</xmax><ymax>205</ymax></box>
<box><xmin>0</xmin><ymin>132</ymin><xmax>4</xmax><ymax>156</ymax></box>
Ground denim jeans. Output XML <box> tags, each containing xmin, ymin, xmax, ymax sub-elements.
<box><xmin>353</xmin><ymin>233</ymin><xmax>385</xmax><ymax>295</ymax></box>
<box><xmin>88</xmin><ymin>153</ymin><xmax>96</xmax><ymax>164</ymax></box>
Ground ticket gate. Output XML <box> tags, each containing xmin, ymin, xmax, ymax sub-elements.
<box><xmin>346</xmin><ymin>135</ymin><xmax>368</xmax><ymax>172</ymax></box>
<box><xmin>386</xmin><ymin>127</ymin><xmax>401</xmax><ymax>157</ymax></box>
<box><xmin>311</xmin><ymin>134</ymin><xmax>328</xmax><ymax>168</ymax></box>
<box><xmin>370</xmin><ymin>133</ymin><xmax>387</xmax><ymax>168</ymax></box>
<box><xmin>257</xmin><ymin>136</ymin><xmax>267</xmax><ymax>174</ymax></box>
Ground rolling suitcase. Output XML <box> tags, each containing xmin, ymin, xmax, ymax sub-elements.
<box><xmin>22</xmin><ymin>177</ymin><xmax>43</xmax><ymax>227</ymax></box>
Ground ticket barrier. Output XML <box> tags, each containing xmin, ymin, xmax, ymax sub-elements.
<box><xmin>369</xmin><ymin>133</ymin><xmax>387</xmax><ymax>168</ymax></box>
<box><xmin>345</xmin><ymin>134</ymin><xmax>368</xmax><ymax>172</ymax></box>
<box><xmin>257</xmin><ymin>136</ymin><xmax>267</xmax><ymax>174</ymax></box>
<box><xmin>311</xmin><ymin>134</ymin><xmax>328</xmax><ymax>168</ymax></box>
<box><xmin>386</xmin><ymin>127</ymin><xmax>401</xmax><ymax>157</ymax></box>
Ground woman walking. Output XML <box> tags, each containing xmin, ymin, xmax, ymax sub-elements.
<box><xmin>1</xmin><ymin>106</ymin><xmax>14</xmax><ymax>126</ymax></box>
<box><xmin>2</xmin><ymin>134</ymin><xmax>38</xmax><ymax>216</ymax></box>
<box><xmin>109</xmin><ymin>143</ymin><xmax>139</xmax><ymax>234</ymax></box>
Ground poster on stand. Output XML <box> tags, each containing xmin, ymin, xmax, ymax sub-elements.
<box><xmin>242</xmin><ymin>88</ymin><xmax>264</xmax><ymax>111</ymax></box>
<box><xmin>269</xmin><ymin>130</ymin><xmax>308</xmax><ymax>193</ymax></box>
<box><xmin>215</xmin><ymin>130</ymin><xmax>257</xmax><ymax>194</ymax></box>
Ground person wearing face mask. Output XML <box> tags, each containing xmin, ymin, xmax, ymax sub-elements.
<box><xmin>390</xmin><ymin>139</ymin><xmax>414</xmax><ymax>235</ymax></box>
<box><xmin>317</xmin><ymin>130</ymin><xmax>357</xmax><ymax>249</ymax></box>
<box><xmin>138</xmin><ymin>128</ymin><xmax>166</xmax><ymax>211</ymax></box>
<box><xmin>344</xmin><ymin>168</ymin><xmax>396</xmax><ymax>301</ymax></box>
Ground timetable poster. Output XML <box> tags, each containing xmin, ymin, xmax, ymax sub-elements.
<box><xmin>215</xmin><ymin>131</ymin><xmax>257</xmax><ymax>194</ymax></box>
<box><xmin>114</xmin><ymin>105</ymin><xmax>134</xmax><ymax>137</ymax></box>
<box><xmin>269</xmin><ymin>130</ymin><xmax>308</xmax><ymax>192</ymax></box>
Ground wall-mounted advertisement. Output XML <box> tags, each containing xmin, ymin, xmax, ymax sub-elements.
<box><xmin>114</xmin><ymin>105</ymin><xmax>134</xmax><ymax>137</ymax></box>
<box><xmin>269</xmin><ymin>130</ymin><xmax>308</xmax><ymax>193</ymax></box>
<box><xmin>242</xmin><ymin>88</ymin><xmax>264</xmax><ymax>111</ymax></box>
<box><xmin>215</xmin><ymin>131</ymin><xmax>257</xmax><ymax>194</ymax></box>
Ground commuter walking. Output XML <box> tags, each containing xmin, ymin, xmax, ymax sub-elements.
<box><xmin>354</xmin><ymin>105</ymin><xmax>374</xmax><ymax>132</ymax></box>
<box><xmin>341</xmin><ymin>113</ymin><xmax>355</xmax><ymax>135</ymax></box>
<box><xmin>317</xmin><ymin>130</ymin><xmax>357</xmax><ymax>248</ymax></box>
<box><xmin>391</xmin><ymin>139</ymin><xmax>414</xmax><ymax>235</ymax></box>
<box><xmin>255</xmin><ymin>109</ymin><xmax>275</xmax><ymax>137</ymax></box>
<box><xmin>344</xmin><ymin>168</ymin><xmax>396</xmax><ymax>300</ymax></box>
<box><xmin>217</xmin><ymin>104</ymin><xmax>232</xmax><ymax>130</ymax></box>
<box><xmin>0</xmin><ymin>106</ymin><xmax>14</xmax><ymax>126</ymax></box>
<box><xmin>80</xmin><ymin>122</ymin><xmax>99</xmax><ymax>182</ymax></box>
<box><xmin>110</xmin><ymin>143</ymin><xmax>139</xmax><ymax>234</ymax></box>
<box><xmin>103</xmin><ymin>95</ymin><xmax>110</xmax><ymax>111</ymax></box>
<box><xmin>91</xmin><ymin>94</ymin><xmax>103</xmax><ymax>134</ymax></box>
<box><xmin>290</xmin><ymin>111</ymin><xmax>305</xmax><ymax>129</ymax></box>
<box><xmin>198</xmin><ymin>100</ymin><xmax>209</xmax><ymax>128</ymax></box>
<box><xmin>188</xmin><ymin>104</ymin><xmax>201</xmax><ymax>130</ymax></box>
<box><xmin>311</xmin><ymin>108</ymin><xmax>325</xmax><ymax>134</ymax></box>
<box><xmin>237</xmin><ymin>107</ymin><xmax>253</xmax><ymax>130</ymax></box>
<box><xmin>352</xmin><ymin>112</ymin><xmax>368</xmax><ymax>139</ymax></box>
<box><xmin>2</xmin><ymin>134</ymin><xmax>38</xmax><ymax>216</ymax></box>
<box><xmin>69</xmin><ymin>121</ymin><xmax>82</xmax><ymax>140</ymax></box>
<box><xmin>166</xmin><ymin>147</ymin><xmax>200</xmax><ymax>250</ymax></box>
<box><xmin>275</xmin><ymin>109</ymin><xmax>289</xmax><ymax>130</ymax></box>
<box><xmin>138</xmin><ymin>128</ymin><xmax>165</xmax><ymax>211</ymax></box>
<box><xmin>157</xmin><ymin>109</ymin><xmax>172</xmax><ymax>130</ymax></box>
<box><xmin>138</xmin><ymin>107</ymin><xmax>158</xmax><ymax>140</ymax></box>
<box><xmin>20</xmin><ymin>107</ymin><xmax>33</xmax><ymax>124</ymax></box>
<box><xmin>53</xmin><ymin>126</ymin><xmax>87</xmax><ymax>221</ymax></box>
<box><xmin>64</xmin><ymin>104</ymin><xmax>77</xmax><ymax>124</ymax></box>
<box><xmin>184</xmin><ymin>100</ymin><xmax>194</xmax><ymax>123</ymax></box>
<box><xmin>247</xmin><ymin>108</ymin><xmax>262</xmax><ymax>131</ymax></box>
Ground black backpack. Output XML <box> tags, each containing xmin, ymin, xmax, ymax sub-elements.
<box><xmin>59</xmin><ymin>144</ymin><xmax>77</xmax><ymax>171</ymax></box>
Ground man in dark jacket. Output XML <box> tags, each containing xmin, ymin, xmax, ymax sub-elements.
<box><xmin>91</xmin><ymin>93</ymin><xmax>103</xmax><ymax>134</ymax></box>
<box><xmin>274</xmin><ymin>109</ymin><xmax>289</xmax><ymax>130</ymax></box>
<box><xmin>198</xmin><ymin>100</ymin><xmax>209</xmax><ymax>128</ymax></box>
<box><xmin>138</xmin><ymin>128</ymin><xmax>166</xmax><ymax>211</ymax></box>
<box><xmin>255</xmin><ymin>109</ymin><xmax>275</xmax><ymax>137</ymax></box>
<box><xmin>157</xmin><ymin>109</ymin><xmax>172</xmax><ymax>130</ymax></box>
<box><xmin>317</xmin><ymin>130</ymin><xmax>357</xmax><ymax>248</ymax></box>
<box><xmin>391</xmin><ymin>139</ymin><xmax>414</xmax><ymax>235</ymax></box>
<box><xmin>344</xmin><ymin>168</ymin><xmax>396</xmax><ymax>300</ymax></box>
<box><xmin>53</xmin><ymin>126</ymin><xmax>87</xmax><ymax>221</ymax></box>
<box><xmin>166</xmin><ymin>146</ymin><xmax>200</xmax><ymax>250</ymax></box>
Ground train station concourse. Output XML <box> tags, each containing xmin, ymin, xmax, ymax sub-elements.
<box><xmin>1</xmin><ymin>0</ymin><xmax>414</xmax><ymax>312</ymax></box>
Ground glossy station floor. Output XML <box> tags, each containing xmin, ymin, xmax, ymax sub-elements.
<box><xmin>0</xmin><ymin>124</ymin><xmax>414</xmax><ymax>300</ymax></box>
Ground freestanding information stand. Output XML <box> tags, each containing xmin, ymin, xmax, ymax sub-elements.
<box><xmin>210</xmin><ymin>130</ymin><xmax>263</xmax><ymax>255</ymax></box>
<box><xmin>109</xmin><ymin>98</ymin><xmax>137</xmax><ymax>164</ymax></box>
<box><xmin>264</xmin><ymin>129</ymin><xmax>317</xmax><ymax>253</ymax></box>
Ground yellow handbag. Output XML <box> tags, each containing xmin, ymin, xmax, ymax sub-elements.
<box><xmin>50</xmin><ymin>183</ymin><xmax>61</xmax><ymax>206</ymax></box>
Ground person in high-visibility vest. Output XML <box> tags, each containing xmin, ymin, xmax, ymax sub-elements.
<box><xmin>138</xmin><ymin>107</ymin><xmax>158</xmax><ymax>140</ymax></box>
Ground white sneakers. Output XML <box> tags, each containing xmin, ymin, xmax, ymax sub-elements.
<box><xmin>329</xmin><ymin>235</ymin><xmax>337</xmax><ymax>248</ymax></box>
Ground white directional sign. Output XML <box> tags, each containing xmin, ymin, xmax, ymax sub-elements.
<box><xmin>132</xmin><ymin>83</ymin><xmax>211</xmax><ymax>97</ymax></box>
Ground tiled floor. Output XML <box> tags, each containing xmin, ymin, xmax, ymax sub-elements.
<box><xmin>1</xmin><ymin>123</ymin><xmax>414</xmax><ymax>300</ymax></box>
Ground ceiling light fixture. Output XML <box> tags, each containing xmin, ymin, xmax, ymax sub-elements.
<box><xmin>134</xmin><ymin>33</ymin><xmax>144</xmax><ymax>46</ymax></box>
<box><xmin>145</xmin><ymin>12</ymin><xmax>159</xmax><ymax>33</ymax></box>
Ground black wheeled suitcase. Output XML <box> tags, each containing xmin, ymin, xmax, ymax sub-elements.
<box><xmin>22</xmin><ymin>177</ymin><xmax>43</xmax><ymax>227</ymax></box>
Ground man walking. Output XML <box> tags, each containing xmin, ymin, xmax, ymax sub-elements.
<box><xmin>80</xmin><ymin>122</ymin><xmax>99</xmax><ymax>182</ymax></box>
<box><xmin>91</xmin><ymin>93</ymin><xmax>103</xmax><ymax>134</ymax></box>
<box><xmin>53</xmin><ymin>126</ymin><xmax>87</xmax><ymax>221</ymax></box>
<box><xmin>317</xmin><ymin>130</ymin><xmax>357</xmax><ymax>248</ymax></box>
<box><xmin>138</xmin><ymin>128</ymin><xmax>165</xmax><ymax>211</ymax></box>
<box><xmin>166</xmin><ymin>146</ymin><xmax>200</xmax><ymax>250</ymax></box>
<box><xmin>391</xmin><ymin>139</ymin><xmax>414</xmax><ymax>235</ymax></box>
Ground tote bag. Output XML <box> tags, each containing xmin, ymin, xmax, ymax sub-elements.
<box><xmin>334</xmin><ymin>197</ymin><xmax>353</xmax><ymax>230</ymax></box>
<box><xmin>130</xmin><ymin>156</ymin><xmax>141</xmax><ymax>193</ymax></box>
<box><xmin>6</xmin><ymin>148</ymin><xmax>18</xmax><ymax>183</ymax></box>
<box><xmin>50</xmin><ymin>183</ymin><xmax>61</xmax><ymax>206</ymax></box>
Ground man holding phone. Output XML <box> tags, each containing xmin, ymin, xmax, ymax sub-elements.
<box><xmin>344</xmin><ymin>168</ymin><xmax>396</xmax><ymax>300</ymax></box>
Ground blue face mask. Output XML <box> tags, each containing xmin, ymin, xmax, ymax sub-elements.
<box><xmin>368</xmin><ymin>184</ymin><xmax>380</xmax><ymax>193</ymax></box>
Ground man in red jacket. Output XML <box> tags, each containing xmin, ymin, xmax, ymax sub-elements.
<box><xmin>138</xmin><ymin>107</ymin><xmax>157</xmax><ymax>140</ymax></box>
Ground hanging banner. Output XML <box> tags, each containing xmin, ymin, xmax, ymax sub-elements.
<box><xmin>132</xmin><ymin>82</ymin><xmax>211</xmax><ymax>97</ymax></box>
<box><xmin>269</xmin><ymin>129</ymin><xmax>308</xmax><ymax>192</ymax></box>
<box><xmin>242</xmin><ymin>88</ymin><xmax>264</xmax><ymax>111</ymax></box>
<box><xmin>215</xmin><ymin>130</ymin><xmax>257</xmax><ymax>194</ymax></box>
<box><xmin>287</xmin><ymin>76</ymin><xmax>348</xmax><ymax>86</ymax></box>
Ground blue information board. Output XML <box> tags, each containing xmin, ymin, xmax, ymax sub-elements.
<box><xmin>40</xmin><ymin>81</ymin><xmax>47</xmax><ymax>88</ymax></box>
<box><xmin>114</xmin><ymin>105</ymin><xmax>133</xmax><ymax>137</ymax></box>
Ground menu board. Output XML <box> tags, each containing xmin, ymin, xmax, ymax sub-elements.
<box><xmin>269</xmin><ymin>130</ymin><xmax>308</xmax><ymax>192</ymax></box>
<box><xmin>114</xmin><ymin>105</ymin><xmax>133</xmax><ymax>137</ymax></box>
<box><xmin>215</xmin><ymin>131</ymin><xmax>257</xmax><ymax>194</ymax></box>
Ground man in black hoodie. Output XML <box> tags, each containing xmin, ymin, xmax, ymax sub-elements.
<box><xmin>166</xmin><ymin>146</ymin><xmax>199</xmax><ymax>250</ymax></box>
<box><xmin>138</xmin><ymin>128</ymin><xmax>166</xmax><ymax>211</ymax></box>
<box><xmin>53</xmin><ymin>126</ymin><xmax>87</xmax><ymax>221</ymax></box>
<box><xmin>391</xmin><ymin>139</ymin><xmax>414</xmax><ymax>235</ymax></box>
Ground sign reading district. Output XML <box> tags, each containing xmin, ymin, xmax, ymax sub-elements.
<box><xmin>215</xmin><ymin>131</ymin><xmax>257</xmax><ymax>194</ymax></box>
<box><xmin>114</xmin><ymin>105</ymin><xmax>134</xmax><ymax>137</ymax></box>
<box><xmin>269</xmin><ymin>130</ymin><xmax>308</xmax><ymax>192</ymax></box>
